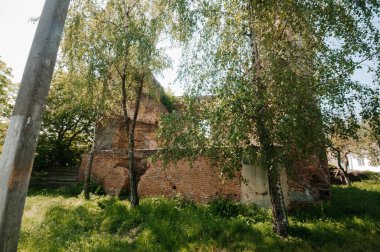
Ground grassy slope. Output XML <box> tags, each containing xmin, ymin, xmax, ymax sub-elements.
<box><xmin>19</xmin><ymin>180</ymin><xmax>380</xmax><ymax>252</ymax></box>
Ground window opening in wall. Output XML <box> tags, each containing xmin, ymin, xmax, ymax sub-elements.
<box><xmin>357</xmin><ymin>158</ymin><xmax>365</xmax><ymax>166</ymax></box>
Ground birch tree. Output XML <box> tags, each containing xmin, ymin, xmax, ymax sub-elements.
<box><xmin>158</xmin><ymin>0</ymin><xmax>380</xmax><ymax>236</ymax></box>
<box><xmin>63</xmin><ymin>0</ymin><xmax>170</xmax><ymax>204</ymax></box>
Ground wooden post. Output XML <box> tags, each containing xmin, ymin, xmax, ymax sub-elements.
<box><xmin>0</xmin><ymin>0</ymin><xmax>70</xmax><ymax>250</ymax></box>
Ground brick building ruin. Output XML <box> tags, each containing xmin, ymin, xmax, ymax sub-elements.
<box><xmin>79</xmin><ymin>89</ymin><xmax>330</xmax><ymax>209</ymax></box>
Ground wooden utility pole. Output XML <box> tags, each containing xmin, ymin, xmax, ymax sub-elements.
<box><xmin>0</xmin><ymin>0</ymin><xmax>70</xmax><ymax>251</ymax></box>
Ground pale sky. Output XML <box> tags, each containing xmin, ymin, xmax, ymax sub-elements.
<box><xmin>0</xmin><ymin>0</ymin><xmax>45</xmax><ymax>82</ymax></box>
<box><xmin>0</xmin><ymin>0</ymin><xmax>183</xmax><ymax>95</ymax></box>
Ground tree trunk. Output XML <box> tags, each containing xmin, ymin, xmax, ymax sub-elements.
<box><xmin>344</xmin><ymin>152</ymin><xmax>351</xmax><ymax>184</ymax></box>
<box><xmin>84</xmin><ymin>71</ymin><xmax>109</xmax><ymax>200</ymax></box>
<box><xmin>248</xmin><ymin>1</ymin><xmax>288</xmax><ymax>237</ymax></box>
<box><xmin>335</xmin><ymin>148</ymin><xmax>351</xmax><ymax>186</ymax></box>
<box><xmin>256</xmin><ymin>115</ymin><xmax>289</xmax><ymax>237</ymax></box>
<box><xmin>128</xmin><ymin>73</ymin><xmax>144</xmax><ymax>207</ymax></box>
<box><xmin>120</xmin><ymin>12</ymin><xmax>130</xmax><ymax>135</ymax></box>
<box><xmin>267</xmin><ymin>164</ymin><xmax>289</xmax><ymax>236</ymax></box>
<box><xmin>0</xmin><ymin>1</ymin><xmax>70</xmax><ymax>250</ymax></box>
<box><xmin>83</xmin><ymin>123</ymin><xmax>98</xmax><ymax>200</ymax></box>
<box><xmin>121</xmin><ymin>73</ymin><xmax>129</xmax><ymax>133</ymax></box>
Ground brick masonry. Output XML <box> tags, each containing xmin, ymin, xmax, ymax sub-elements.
<box><xmin>138</xmin><ymin>157</ymin><xmax>241</xmax><ymax>203</ymax></box>
<box><xmin>79</xmin><ymin>95</ymin><xmax>330</xmax><ymax>208</ymax></box>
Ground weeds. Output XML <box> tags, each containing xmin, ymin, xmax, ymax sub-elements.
<box><xmin>19</xmin><ymin>179</ymin><xmax>380</xmax><ymax>251</ymax></box>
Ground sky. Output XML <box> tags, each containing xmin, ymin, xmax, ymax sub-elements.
<box><xmin>0</xmin><ymin>0</ymin><xmax>183</xmax><ymax>95</ymax></box>
<box><xmin>0</xmin><ymin>0</ymin><xmax>45</xmax><ymax>82</ymax></box>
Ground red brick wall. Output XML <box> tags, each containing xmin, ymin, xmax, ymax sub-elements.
<box><xmin>80</xmin><ymin>154</ymin><xmax>241</xmax><ymax>203</ymax></box>
<box><xmin>138</xmin><ymin>157</ymin><xmax>241</xmax><ymax>203</ymax></box>
<box><xmin>79</xmin><ymin>151</ymin><xmax>148</xmax><ymax>196</ymax></box>
<box><xmin>108</xmin><ymin>121</ymin><xmax>158</xmax><ymax>150</ymax></box>
<box><xmin>79</xmin><ymin>93</ymin><xmax>330</xmax><ymax>207</ymax></box>
<box><xmin>80</xmin><ymin>151</ymin><xmax>330</xmax><ymax>206</ymax></box>
<box><xmin>286</xmin><ymin>154</ymin><xmax>331</xmax><ymax>208</ymax></box>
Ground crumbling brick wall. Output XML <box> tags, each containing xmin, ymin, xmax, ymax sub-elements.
<box><xmin>79</xmin><ymin>151</ymin><xmax>148</xmax><ymax>196</ymax></box>
<box><xmin>286</xmin><ymin>155</ymin><xmax>331</xmax><ymax>208</ymax></box>
<box><xmin>79</xmin><ymin>153</ymin><xmax>241</xmax><ymax>203</ymax></box>
<box><xmin>138</xmin><ymin>158</ymin><xmax>241</xmax><ymax>203</ymax></box>
<box><xmin>96</xmin><ymin>119</ymin><xmax>159</xmax><ymax>150</ymax></box>
<box><xmin>80</xmin><ymin>148</ymin><xmax>330</xmax><ymax>207</ymax></box>
<box><xmin>79</xmin><ymin>92</ymin><xmax>330</xmax><ymax>207</ymax></box>
<box><xmin>96</xmin><ymin>95</ymin><xmax>167</xmax><ymax>151</ymax></box>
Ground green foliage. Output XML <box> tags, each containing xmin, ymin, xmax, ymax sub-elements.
<box><xmin>158</xmin><ymin>0</ymin><xmax>380</xmax><ymax>175</ymax></box>
<box><xmin>354</xmin><ymin>171</ymin><xmax>380</xmax><ymax>182</ymax></box>
<box><xmin>208</xmin><ymin>198</ymin><xmax>271</xmax><ymax>223</ymax></box>
<box><xmin>0</xmin><ymin>122</ymin><xmax>7</xmax><ymax>154</ymax></box>
<box><xmin>63</xmin><ymin>0</ymin><xmax>172</xmax><ymax>107</ymax></box>
<box><xmin>159</xmin><ymin>89</ymin><xmax>176</xmax><ymax>113</ymax></box>
<box><xmin>0</xmin><ymin>56</ymin><xmax>14</xmax><ymax>117</ymax></box>
<box><xmin>328</xmin><ymin>122</ymin><xmax>380</xmax><ymax>167</ymax></box>
<box><xmin>292</xmin><ymin>180</ymin><xmax>380</xmax><ymax>229</ymax></box>
<box><xmin>18</xmin><ymin>179</ymin><xmax>380</xmax><ymax>251</ymax></box>
<box><xmin>0</xmin><ymin>56</ymin><xmax>16</xmax><ymax>154</ymax></box>
<box><xmin>361</xmin><ymin>89</ymin><xmax>380</xmax><ymax>156</ymax></box>
<box><xmin>99</xmin><ymin>200</ymin><xmax>143</xmax><ymax>234</ymax></box>
<box><xmin>28</xmin><ymin>181</ymin><xmax>106</xmax><ymax>198</ymax></box>
<box><xmin>33</xmin><ymin>72</ymin><xmax>96</xmax><ymax>170</ymax></box>
<box><xmin>209</xmin><ymin>198</ymin><xmax>245</xmax><ymax>218</ymax></box>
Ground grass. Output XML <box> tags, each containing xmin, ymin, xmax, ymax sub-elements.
<box><xmin>19</xmin><ymin>179</ymin><xmax>380</xmax><ymax>252</ymax></box>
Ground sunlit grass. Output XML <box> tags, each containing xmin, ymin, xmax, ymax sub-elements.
<box><xmin>19</xmin><ymin>179</ymin><xmax>380</xmax><ymax>251</ymax></box>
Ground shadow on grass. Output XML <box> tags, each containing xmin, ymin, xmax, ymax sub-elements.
<box><xmin>288</xmin><ymin>182</ymin><xmax>380</xmax><ymax>251</ymax></box>
<box><xmin>27</xmin><ymin>186</ymin><xmax>82</xmax><ymax>198</ymax></box>
<box><xmin>288</xmin><ymin>217</ymin><xmax>380</xmax><ymax>251</ymax></box>
<box><xmin>291</xmin><ymin>183</ymin><xmax>380</xmax><ymax>222</ymax></box>
<box><xmin>22</xmin><ymin>197</ymin><xmax>297</xmax><ymax>251</ymax></box>
<box><xmin>27</xmin><ymin>182</ymin><xmax>105</xmax><ymax>198</ymax></box>
<box><xmin>21</xmin><ymin>181</ymin><xmax>380</xmax><ymax>251</ymax></box>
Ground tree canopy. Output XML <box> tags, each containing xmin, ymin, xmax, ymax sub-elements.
<box><xmin>33</xmin><ymin>71</ymin><xmax>97</xmax><ymax>169</ymax></box>
<box><xmin>0</xmin><ymin>56</ymin><xmax>16</xmax><ymax>154</ymax></box>
<box><xmin>157</xmin><ymin>0</ymin><xmax>380</xmax><ymax>236</ymax></box>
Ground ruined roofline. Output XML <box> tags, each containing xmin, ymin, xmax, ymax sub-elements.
<box><xmin>150</xmin><ymin>73</ymin><xmax>165</xmax><ymax>91</ymax></box>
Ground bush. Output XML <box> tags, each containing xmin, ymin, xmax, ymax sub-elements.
<box><xmin>160</xmin><ymin>90</ymin><xmax>176</xmax><ymax>113</ymax></box>
<box><xmin>209</xmin><ymin>198</ymin><xmax>244</xmax><ymax>218</ymax></box>
<box><xmin>208</xmin><ymin>198</ymin><xmax>271</xmax><ymax>223</ymax></box>
<box><xmin>357</xmin><ymin>171</ymin><xmax>380</xmax><ymax>181</ymax></box>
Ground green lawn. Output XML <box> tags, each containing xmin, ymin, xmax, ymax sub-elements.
<box><xmin>19</xmin><ymin>180</ymin><xmax>380</xmax><ymax>252</ymax></box>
